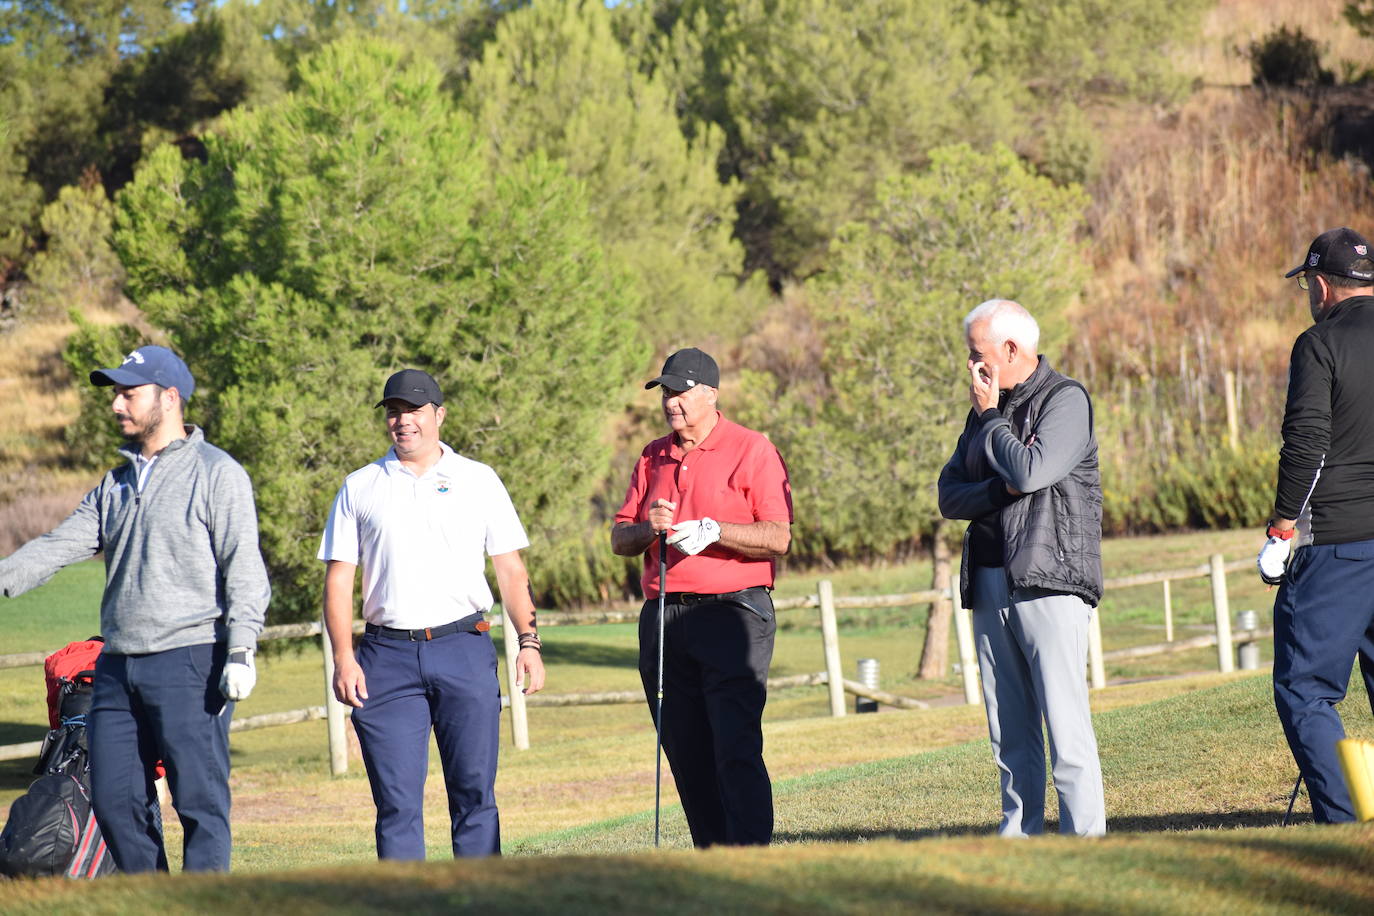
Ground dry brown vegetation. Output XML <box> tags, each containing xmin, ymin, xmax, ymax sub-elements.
<box><xmin>0</xmin><ymin>304</ymin><xmax>131</xmax><ymax>553</ymax></box>
<box><xmin>1072</xmin><ymin>87</ymin><xmax>1374</xmax><ymax>428</ymax></box>
<box><xmin>1186</xmin><ymin>0</ymin><xmax>1373</xmax><ymax>87</ymax></box>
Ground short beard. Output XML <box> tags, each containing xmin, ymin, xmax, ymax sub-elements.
<box><xmin>121</xmin><ymin>399</ymin><xmax>164</xmax><ymax>445</ymax></box>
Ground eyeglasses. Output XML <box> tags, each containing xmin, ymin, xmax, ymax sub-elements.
<box><xmin>1296</xmin><ymin>274</ymin><xmax>1311</xmax><ymax>291</ymax></box>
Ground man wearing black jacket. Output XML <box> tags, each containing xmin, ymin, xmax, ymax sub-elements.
<box><xmin>1262</xmin><ymin>227</ymin><xmax>1374</xmax><ymax>823</ymax></box>
<box><xmin>938</xmin><ymin>299</ymin><xmax>1106</xmax><ymax>837</ymax></box>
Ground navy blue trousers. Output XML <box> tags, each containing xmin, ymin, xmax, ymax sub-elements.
<box><xmin>1273</xmin><ymin>539</ymin><xmax>1374</xmax><ymax>822</ymax></box>
<box><xmin>89</xmin><ymin>643</ymin><xmax>232</xmax><ymax>872</ymax></box>
<box><xmin>351</xmin><ymin>628</ymin><xmax>502</xmax><ymax>859</ymax></box>
<box><xmin>638</xmin><ymin>596</ymin><xmax>776</xmax><ymax>848</ymax></box>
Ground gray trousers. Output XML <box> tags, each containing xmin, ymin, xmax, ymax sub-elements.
<box><xmin>970</xmin><ymin>565</ymin><xmax>1106</xmax><ymax>837</ymax></box>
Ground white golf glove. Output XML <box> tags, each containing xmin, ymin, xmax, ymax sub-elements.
<box><xmin>220</xmin><ymin>646</ymin><xmax>257</xmax><ymax>701</ymax></box>
<box><xmin>1257</xmin><ymin>536</ymin><xmax>1292</xmax><ymax>585</ymax></box>
<box><xmin>666</xmin><ymin>517</ymin><xmax>721</xmax><ymax>556</ymax></box>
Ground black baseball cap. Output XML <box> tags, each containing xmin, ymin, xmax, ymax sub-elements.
<box><xmin>90</xmin><ymin>345</ymin><xmax>196</xmax><ymax>399</ymax></box>
<box><xmin>1285</xmin><ymin>227</ymin><xmax>1374</xmax><ymax>282</ymax></box>
<box><xmin>644</xmin><ymin>348</ymin><xmax>720</xmax><ymax>391</ymax></box>
<box><xmin>376</xmin><ymin>369</ymin><xmax>443</xmax><ymax>408</ymax></box>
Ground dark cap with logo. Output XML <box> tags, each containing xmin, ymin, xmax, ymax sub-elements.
<box><xmin>376</xmin><ymin>369</ymin><xmax>443</xmax><ymax>408</ymax></box>
<box><xmin>644</xmin><ymin>348</ymin><xmax>720</xmax><ymax>391</ymax></box>
<box><xmin>90</xmin><ymin>345</ymin><xmax>196</xmax><ymax>399</ymax></box>
<box><xmin>1285</xmin><ymin>227</ymin><xmax>1374</xmax><ymax>282</ymax></box>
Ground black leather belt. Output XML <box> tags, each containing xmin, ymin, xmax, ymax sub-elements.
<box><xmin>365</xmin><ymin>612</ymin><xmax>489</xmax><ymax>641</ymax></box>
<box><xmin>662</xmin><ymin>586</ymin><xmax>770</xmax><ymax>605</ymax></box>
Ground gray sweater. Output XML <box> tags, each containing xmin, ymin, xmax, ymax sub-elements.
<box><xmin>937</xmin><ymin>384</ymin><xmax>1090</xmax><ymax>520</ymax></box>
<box><xmin>939</xmin><ymin>357</ymin><xmax>1103</xmax><ymax>606</ymax></box>
<box><xmin>0</xmin><ymin>427</ymin><xmax>270</xmax><ymax>653</ymax></box>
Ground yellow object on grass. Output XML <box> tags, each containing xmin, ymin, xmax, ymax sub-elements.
<box><xmin>1336</xmin><ymin>738</ymin><xmax>1374</xmax><ymax>821</ymax></box>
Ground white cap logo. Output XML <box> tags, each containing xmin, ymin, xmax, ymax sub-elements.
<box><xmin>1309</xmin><ymin>253</ymin><xmax>1321</xmax><ymax>267</ymax></box>
<box><xmin>1357</xmin><ymin>245</ymin><xmax>1368</xmax><ymax>256</ymax></box>
<box><xmin>121</xmin><ymin>350</ymin><xmax>145</xmax><ymax>365</ymax></box>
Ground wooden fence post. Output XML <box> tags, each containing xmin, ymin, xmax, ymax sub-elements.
<box><xmin>503</xmin><ymin>608</ymin><xmax>530</xmax><ymax>749</ymax></box>
<box><xmin>1224</xmin><ymin>369</ymin><xmax>1239</xmax><ymax>452</ymax></box>
<box><xmin>1163</xmin><ymin>579</ymin><xmax>1174</xmax><ymax>643</ymax></box>
<box><xmin>1210</xmin><ymin>554</ymin><xmax>1235</xmax><ymax>674</ymax></box>
<box><xmin>952</xmin><ymin>581</ymin><xmax>980</xmax><ymax>706</ymax></box>
<box><xmin>1088</xmin><ymin>610</ymin><xmax>1106</xmax><ymax>690</ymax></box>
<box><xmin>818</xmin><ymin>580</ymin><xmax>846</xmax><ymax>718</ymax></box>
<box><xmin>320</xmin><ymin>616</ymin><xmax>348</xmax><ymax>776</ymax></box>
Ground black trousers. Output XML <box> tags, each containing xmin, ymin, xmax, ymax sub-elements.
<box><xmin>638</xmin><ymin>591</ymin><xmax>776</xmax><ymax>847</ymax></box>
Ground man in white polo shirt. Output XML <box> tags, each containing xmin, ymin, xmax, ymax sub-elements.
<box><xmin>319</xmin><ymin>368</ymin><xmax>545</xmax><ymax>859</ymax></box>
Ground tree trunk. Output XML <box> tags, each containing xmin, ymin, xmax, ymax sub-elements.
<box><xmin>917</xmin><ymin>518</ymin><xmax>954</xmax><ymax>680</ymax></box>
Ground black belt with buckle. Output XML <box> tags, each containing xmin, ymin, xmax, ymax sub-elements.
<box><xmin>365</xmin><ymin>612</ymin><xmax>489</xmax><ymax>641</ymax></box>
<box><xmin>662</xmin><ymin>586</ymin><xmax>769</xmax><ymax>605</ymax></box>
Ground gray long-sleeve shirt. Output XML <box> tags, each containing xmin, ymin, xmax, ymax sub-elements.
<box><xmin>981</xmin><ymin>386</ymin><xmax>1091</xmax><ymax>493</ymax></box>
<box><xmin>0</xmin><ymin>426</ymin><xmax>270</xmax><ymax>653</ymax></box>
<box><xmin>938</xmin><ymin>381</ymin><xmax>1091</xmax><ymax>566</ymax></box>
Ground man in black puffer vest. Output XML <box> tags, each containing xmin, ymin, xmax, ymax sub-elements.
<box><xmin>938</xmin><ymin>299</ymin><xmax>1106</xmax><ymax>837</ymax></box>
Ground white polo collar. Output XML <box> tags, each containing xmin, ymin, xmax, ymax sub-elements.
<box><xmin>381</xmin><ymin>441</ymin><xmax>460</xmax><ymax>480</ymax></box>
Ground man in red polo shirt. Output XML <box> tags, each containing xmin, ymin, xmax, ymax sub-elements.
<box><xmin>612</xmin><ymin>347</ymin><xmax>793</xmax><ymax>847</ymax></box>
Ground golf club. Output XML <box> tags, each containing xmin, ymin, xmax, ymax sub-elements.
<box><xmin>654</xmin><ymin>530</ymin><xmax>668</xmax><ymax>848</ymax></box>
<box><xmin>1283</xmin><ymin>772</ymin><xmax>1303</xmax><ymax>826</ymax></box>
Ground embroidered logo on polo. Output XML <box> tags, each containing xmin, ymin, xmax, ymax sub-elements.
<box><xmin>436</xmin><ymin>479</ymin><xmax>450</xmax><ymax>494</ymax></box>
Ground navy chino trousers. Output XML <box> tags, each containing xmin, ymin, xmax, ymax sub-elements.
<box><xmin>638</xmin><ymin>593</ymin><xmax>776</xmax><ymax>847</ymax></box>
<box><xmin>89</xmin><ymin>643</ymin><xmax>232</xmax><ymax>873</ymax></box>
<box><xmin>351</xmin><ymin>628</ymin><xmax>502</xmax><ymax>859</ymax></box>
<box><xmin>1273</xmin><ymin>538</ymin><xmax>1374</xmax><ymax>823</ymax></box>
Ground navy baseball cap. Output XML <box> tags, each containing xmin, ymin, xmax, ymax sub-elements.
<box><xmin>90</xmin><ymin>345</ymin><xmax>195</xmax><ymax>399</ymax></box>
<box><xmin>376</xmin><ymin>369</ymin><xmax>443</xmax><ymax>408</ymax></box>
<box><xmin>644</xmin><ymin>348</ymin><xmax>720</xmax><ymax>391</ymax></box>
<box><xmin>1285</xmin><ymin>227</ymin><xmax>1374</xmax><ymax>282</ymax></box>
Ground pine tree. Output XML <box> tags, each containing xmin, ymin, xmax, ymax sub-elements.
<box><xmin>464</xmin><ymin>0</ymin><xmax>752</xmax><ymax>351</ymax></box>
<box><xmin>738</xmin><ymin>143</ymin><xmax>1088</xmax><ymax>562</ymax></box>
<box><xmin>102</xmin><ymin>36</ymin><xmax>640</xmax><ymax>616</ymax></box>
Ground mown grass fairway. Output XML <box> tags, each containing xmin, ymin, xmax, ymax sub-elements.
<box><xmin>4</xmin><ymin>531</ymin><xmax>1373</xmax><ymax>912</ymax></box>
<box><xmin>4</xmin><ymin>826</ymin><xmax>1373</xmax><ymax>915</ymax></box>
<box><xmin>3</xmin><ymin>671</ymin><xmax>1373</xmax><ymax>913</ymax></box>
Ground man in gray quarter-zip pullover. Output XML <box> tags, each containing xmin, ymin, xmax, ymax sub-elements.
<box><xmin>938</xmin><ymin>299</ymin><xmax>1106</xmax><ymax>838</ymax></box>
<box><xmin>0</xmin><ymin>345</ymin><xmax>270</xmax><ymax>873</ymax></box>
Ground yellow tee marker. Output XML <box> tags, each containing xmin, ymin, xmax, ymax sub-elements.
<box><xmin>1337</xmin><ymin>738</ymin><xmax>1374</xmax><ymax>821</ymax></box>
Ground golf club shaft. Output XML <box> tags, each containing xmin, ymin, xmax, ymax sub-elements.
<box><xmin>1283</xmin><ymin>772</ymin><xmax>1303</xmax><ymax>826</ymax></box>
<box><xmin>655</xmin><ymin>531</ymin><xmax>667</xmax><ymax>848</ymax></box>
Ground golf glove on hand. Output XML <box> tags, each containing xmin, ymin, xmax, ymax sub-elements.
<box><xmin>666</xmin><ymin>517</ymin><xmax>721</xmax><ymax>556</ymax></box>
<box><xmin>1257</xmin><ymin>536</ymin><xmax>1292</xmax><ymax>586</ymax></box>
<box><xmin>220</xmin><ymin>646</ymin><xmax>256</xmax><ymax>701</ymax></box>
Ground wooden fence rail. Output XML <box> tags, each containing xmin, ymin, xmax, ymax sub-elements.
<box><xmin>0</xmin><ymin>553</ymin><xmax>1260</xmax><ymax>770</ymax></box>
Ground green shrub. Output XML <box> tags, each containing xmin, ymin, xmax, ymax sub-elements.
<box><xmin>1248</xmin><ymin>25</ymin><xmax>1333</xmax><ymax>88</ymax></box>
<box><xmin>1100</xmin><ymin>426</ymin><xmax>1275</xmax><ymax>534</ymax></box>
